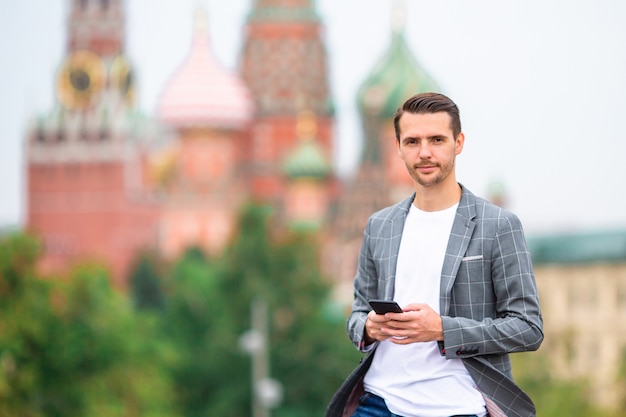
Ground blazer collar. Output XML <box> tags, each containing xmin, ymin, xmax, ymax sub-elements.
<box><xmin>394</xmin><ymin>183</ymin><xmax>475</xmax><ymax>219</ymax></box>
<box><xmin>456</xmin><ymin>184</ymin><xmax>477</xmax><ymax>224</ymax></box>
<box><xmin>440</xmin><ymin>184</ymin><xmax>477</xmax><ymax>314</ymax></box>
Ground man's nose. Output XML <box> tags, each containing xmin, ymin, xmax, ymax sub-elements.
<box><xmin>418</xmin><ymin>143</ymin><xmax>432</xmax><ymax>158</ymax></box>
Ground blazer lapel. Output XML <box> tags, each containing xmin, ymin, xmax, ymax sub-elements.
<box><xmin>383</xmin><ymin>195</ymin><xmax>413</xmax><ymax>300</ymax></box>
<box><xmin>440</xmin><ymin>186</ymin><xmax>476</xmax><ymax>315</ymax></box>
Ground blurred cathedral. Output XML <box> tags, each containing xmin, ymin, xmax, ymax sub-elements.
<box><xmin>25</xmin><ymin>0</ymin><xmax>435</xmax><ymax>289</ymax></box>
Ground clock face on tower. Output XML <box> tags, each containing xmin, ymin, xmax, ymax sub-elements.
<box><xmin>56</xmin><ymin>50</ymin><xmax>106</xmax><ymax>111</ymax></box>
<box><xmin>110</xmin><ymin>55</ymin><xmax>135</xmax><ymax>106</ymax></box>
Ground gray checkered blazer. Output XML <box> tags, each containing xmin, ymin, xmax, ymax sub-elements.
<box><xmin>327</xmin><ymin>186</ymin><xmax>544</xmax><ymax>417</ymax></box>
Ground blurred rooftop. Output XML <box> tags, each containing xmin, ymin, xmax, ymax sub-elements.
<box><xmin>528</xmin><ymin>229</ymin><xmax>626</xmax><ymax>265</ymax></box>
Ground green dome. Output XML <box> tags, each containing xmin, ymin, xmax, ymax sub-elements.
<box><xmin>283</xmin><ymin>139</ymin><xmax>330</xmax><ymax>179</ymax></box>
<box><xmin>248</xmin><ymin>0</ymin><xmax>319</xmax><ymax>22</ymax></box>
<box><xmin>356</xmin><ymin>27</ymin><xmax>440</xmax><ymax>119</ymax></box>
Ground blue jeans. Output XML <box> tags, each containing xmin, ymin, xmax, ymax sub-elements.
<box><xmin>351</xmin><ymin>392</ymin><xmax>483</xmax><ymax>417</ymax></box>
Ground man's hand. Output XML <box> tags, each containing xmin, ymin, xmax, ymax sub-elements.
<box><xmin>365</xmin><ymin>303</ymin><xmax>443</xmax><ymax>345</ymax></box>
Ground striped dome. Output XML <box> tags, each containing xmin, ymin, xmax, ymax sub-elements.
<box><xmin>284</xmin><ymin>111</ymin><xmax>330</xmax><ymax>179</ymax></box>
<box><xmin>157</xmin><ymin>8</ymin><xmax>253</xmax><ymax>129</ymax></box>
<box><xmin>284</xmin><ymin>139</ymin><xmax>330</xmax><ymax>179</ymax></box>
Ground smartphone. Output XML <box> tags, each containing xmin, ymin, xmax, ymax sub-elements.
<box><xmin>368</xmin><ymin>299</ymin><xmax>403</xmax><ymax>314</ymax></box>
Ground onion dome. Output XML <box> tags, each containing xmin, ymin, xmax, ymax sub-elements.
<box><xmin>356</xmin><ymin>5</ymin><xmax>439</xmax><ymax>119</ymax></box>
<box><xmin>284</xmin><ymin>111</ymin><xmax>330</xmax><ymax>179</ymax></box>
<box><xmin>284</xmin><ymin>140</ymin><xmax>330</xmax><ymax>179</ymax></box>
<box><xmin>157</xmin><ymin>8</ymin><xmax>253</xmax><ymax>129</ymax></box>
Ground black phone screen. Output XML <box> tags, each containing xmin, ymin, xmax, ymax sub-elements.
<box><xmin>368</xmin><ymin>299</ymin><xmax>403</xmax><ymax>314</ymax></box>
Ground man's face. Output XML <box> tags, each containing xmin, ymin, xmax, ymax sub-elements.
<box><xmin>396</xmin><ymin>111</ymin><xmax>464</xmax><ymax>188</ymax></box>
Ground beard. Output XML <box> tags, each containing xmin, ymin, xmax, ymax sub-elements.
<box><xmin>405</xmin><ymin>158</ymin><xmax>455</xmax><ymax>187</ymax></box>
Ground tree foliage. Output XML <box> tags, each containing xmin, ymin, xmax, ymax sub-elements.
<box><xmin>162</xmin><ymin>245</ymin><xmax>248</xmax><ymax>417</ymax></box>
<box><xmin>2</xmin><ymin>210</ymin><xmax>623</xmax><ymax>416</ymax></box>
<box><xmin>218</xmin><ymin>204</ymin><xmax>362</xmax><ymax>417</ymax></box>
<box><xmin>159</xmin><ymin>204</ymin><xmax>361</xmax><ymax>417</ymax></box>
<box><xmin>0</xmin><ymin>233</ymin><xmax>178</xmax><ymax>417</ymax></box>
<box><xmin>129</xmin><ymin>251</ymin><xmax>166</xmax><ymax>311</ymax></box>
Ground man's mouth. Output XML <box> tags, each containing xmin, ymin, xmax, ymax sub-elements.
<box><xmin>416</xmin><ymin>164</ymin><xmax>437</xmax><ymax>172</ymax></box>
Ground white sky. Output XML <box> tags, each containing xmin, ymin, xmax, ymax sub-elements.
<box><xmin>2</xmin><ymin>0</ymin><xmax>626</xmax><ymax>235</ymax></box>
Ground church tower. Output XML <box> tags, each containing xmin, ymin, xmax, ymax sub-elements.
<box><xmin>324</xmin><ymin>4</ymin><xmax>440</xmax><ymax>300</ymax></box>
<box><xmin>239</xmin><ymin>0</ymin><xmax>335</xmax><ymax>213</ymax></box>
<box><xmin>336</xmin><ymin>4</ymin><xmax>439</xmax><ymax>237</ymax></box>
<box><xmin>283</xmin><ymin>111</ymin><xmax>332</xmax><ymax>230</ymax></box>
<box><xmin>355</xmin><ymin>4</ymin><xmax>440</xmax><ymax>207</ymax></box>
<box><xmin>67</xmin><ymin>0</ymin><xmax>124</xmax><ymax>55</ymax></box>
<box><xmin>25</xmin><ymin>0</ymin><xmax>157</xmax><ymax>287</ymax></box>
<box><xmin>155</xmin><ymin>8</ymin><xmax>254</xmax><ymax>258</ymax></box>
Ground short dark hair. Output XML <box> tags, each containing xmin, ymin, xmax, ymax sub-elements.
<box><xmin>393</xmin><ymin>92</ymin><xmax>461</xmax><ymax>142</ymax></box>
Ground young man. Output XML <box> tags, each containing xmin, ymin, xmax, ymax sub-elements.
<box><xmin>327</xmin><ymin>93</ymin><xmax>543</xmax><ymax>417</ymax></box>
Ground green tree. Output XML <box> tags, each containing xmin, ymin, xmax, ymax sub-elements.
<box><xmin>52</xmin><ymin>263</ymin><xmax>179</xmax><ymax>417</ymax></box>
<box><xmin>129</xmin><ymin>251</ymin><xmax>166</xmax><ymax>311</ymax></box>
<box><xmin>0</xmin><ymin>232</ymin><xmax>52</xmax><ymax>417</ymax></box>
<box><xmin>0</xmin><ymin>232</ymin><xmax>179</xmax><ymax>417</ymax></box>
<box><xmin>218</xmin><ymin>204</ymin><xmax>361</xmax><ymax>417</ymax></box>
<box><xmin>266</xmin><ymin>231</ymin><xmax>361</xmax><ymax>417</ymax></box>
<box><xmin>160</xmin><ymin>204</ymin><xmax>361</xmax><ymax>417</ymax></box>
<box><xmin>163</xmin><ymin>246</ymin><xmax>248</xmax><ymax>417</ymax></box>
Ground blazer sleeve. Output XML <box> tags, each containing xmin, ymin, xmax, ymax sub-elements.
<box><xmin>441</xmin><ymin>211</ymin><xmax>544</xmax><ymax>358</ymax></box>
<box><xmin>347</xmin><ymin>218</ymin><xmax>376</xmax><ymax>351</ymax></box>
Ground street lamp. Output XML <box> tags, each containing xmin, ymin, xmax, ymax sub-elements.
<box><xmin>239</xmin><ymin>299</ymin><xmax>283</xmax><ymax>417</ymax></box>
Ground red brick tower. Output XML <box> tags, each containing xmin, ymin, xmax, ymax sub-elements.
<box><xmin>240</xmin><ymin>0</ymin><xmax>336</xmax><ymax>214</ymax></box>
<box><xmin>25</xmin><ymin>0</ymin><xmax>158</xmax><ymax>287</ymax></box>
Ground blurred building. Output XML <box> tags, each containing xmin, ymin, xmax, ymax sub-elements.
<box><xmin>25</xmin><ymin>0</ymin><xmax>158</xmax><ymax>287</ymax></box>
<box><xmin>528</xmin><ymin>230</ymin><xmax>626</xmax><ymax>410</ymax></box>
<box><xmin>154</xmin><ymin>9</ymin><xmax>253</xmax><ymax>259</ymax></box>
<box><xmin>239</xmin><ymin>0</ymin><xmax>336</xmax><ymax>207</ymax></box>
<box><xmin>25</xmin><ymin>0</ymin><xmax>335</xmax><ymax>285</ymax></box>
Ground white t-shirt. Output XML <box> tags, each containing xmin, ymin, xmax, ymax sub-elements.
<box><xmin>363</xmin><ymin>203</ymin><xmax>487</xmax><ymax>417</ymax></box>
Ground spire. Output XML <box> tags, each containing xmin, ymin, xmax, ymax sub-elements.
<box><xmin>193</xmin><ymin>4</ymin><xmax>209</xmax><ymax>34</ymax></box>
<box><xmin>391</xmin><ymin>0</ymin><xmax>407</xmax><ymax>34</ymax></box>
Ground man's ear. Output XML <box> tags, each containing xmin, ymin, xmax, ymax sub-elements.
<box><xmin>455</xmin><ymin>132</ymin><xmax>465</xmax><ymax>155</ymax></box>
